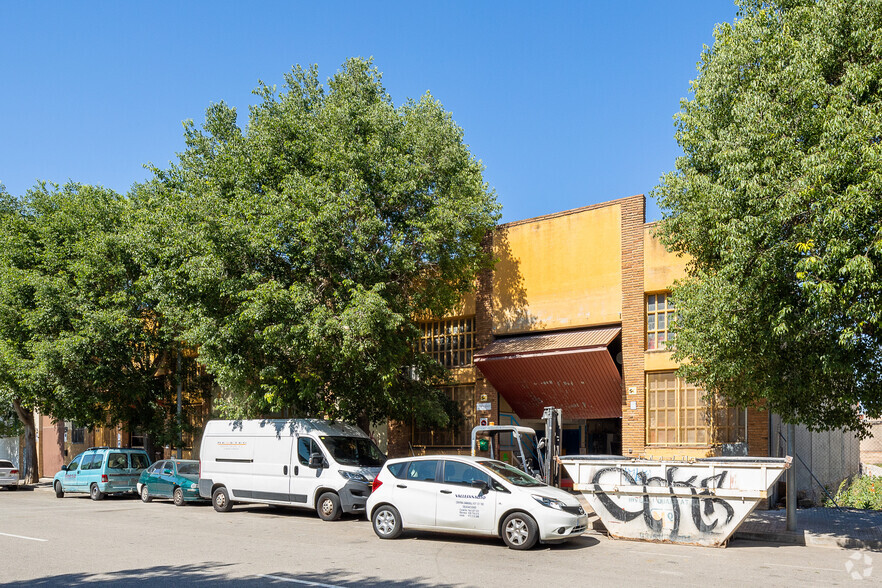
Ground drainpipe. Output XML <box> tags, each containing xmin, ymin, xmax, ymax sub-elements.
<box><xmin>176</xmin><ymin>345</ymin><xmax>183</xmax><ymax>460</ymax></box>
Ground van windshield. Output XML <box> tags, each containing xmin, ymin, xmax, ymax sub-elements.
<box><xmin>319</xmin><ymin>436</ymin><xmax>386</xmax><ymax>467</ymax></box>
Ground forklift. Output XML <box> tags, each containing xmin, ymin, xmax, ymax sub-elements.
<box><xmin>470</xmin><ymin>406</ymin><xmax>563</xmax><ymax>486</ymax></box>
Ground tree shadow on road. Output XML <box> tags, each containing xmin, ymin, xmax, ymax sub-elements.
<box><xmin>0</xmin><ymin>562</ymin><xmax>488</xmax><ymax>587</ymax></box>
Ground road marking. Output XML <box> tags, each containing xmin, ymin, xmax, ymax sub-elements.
<box><xmin>0</xmin><ymin>532</ymin><xmax>48</xmax><ymax>542</ymax></box>
<box><xmin>257</xmin><ymin>575</ymin><xmax>343</xmax><ymax>587</ymax></box>
<box><xmin>763</xmin><ymin>563</ymin><xmax>843</xmax><ymax>573</ymax></box>
<box><xmin>628</xmin><ymin>550</ymin><xmax>692</xmax><ymax>559</ymax></box>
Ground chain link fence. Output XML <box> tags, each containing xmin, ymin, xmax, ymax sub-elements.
<box><xmin>770</xmin><ymin>415</ymin><xmax>861</xmax><ymax>506</ymax></box>
<box><xmin>860</xmin><ymin>420</ymin><xmax>882</xmax><ymax>471</ymax></box>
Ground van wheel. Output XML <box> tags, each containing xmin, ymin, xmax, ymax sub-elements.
<box><xmin>54</xmin><ymin>481</ymin><xmax>64</xmax><ymax>498</ymax></box>
<box><xmin>502</xmin><ymin>512</ymin><xmax>539</xmax><ymax>550</ymax></box>
<box><xmin>316</xmin><ymin>492</ymin><xmax>342</xmax><ymax>521</ymax></box>
<box><xmin>173</xmin><ymin>487</ymin><xmax>185</xmax><ymax>506</ymax></box>
<box><xmin>212</xmin><ymin>487</ymin><xmax>233</xmax><ymax>512</ymax></box>
<box><xmin>140</xmin><ymin>485</ymin><xmax>152</xmax><ymax>503</ymax></box>
<box><xmin>90</xmin><ymin>483</ymin><xmax>104</xmax><ymax>501</ymax></box>
<box><xmin>372</xmin><ymin>504</ymin><xmax>403</xmax><ymax>539</ymax></box>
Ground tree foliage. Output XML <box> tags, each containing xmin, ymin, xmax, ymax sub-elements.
<box><xmin>139</xmin><ymin>58</ymin><xmax>500</xmax><ymax>424</ymax></box>
<box><xmin>654</xmin><ymin>0</ymin><xmax>882</xmax><ymax>434</ymax></box>
<box><xmin>0</xmin><ymin>182</ymin><xmax>194</xmax><ymax>454</ymax></box>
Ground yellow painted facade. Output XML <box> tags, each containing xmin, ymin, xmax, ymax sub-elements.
<box><xmin>492</xmin><ymin>204</ymin><xmax>623</xmax><ymax>335</ymax></box>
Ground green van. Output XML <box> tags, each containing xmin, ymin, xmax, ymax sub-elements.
<box><xmin>53</xmin><ymin>447</ymin><xmax>151</xmax><ymax>500</ymax></box>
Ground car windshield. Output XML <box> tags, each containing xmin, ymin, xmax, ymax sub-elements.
<box><xmin>319</xmin><ymin>436</ymin><xmax>386</xmax><ymax>467</ymax></box>
<box><xmin>477</xmin><ymin>459</ymin><xmax>545</xmax><ymax>487</ymax></box>
<box><xmin>177</xmin><ymin>462</ymin><xmax>199</xmax><ymax>475</ymax></box>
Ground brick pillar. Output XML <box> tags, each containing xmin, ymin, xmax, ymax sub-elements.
<box><xmin>620</xmin><ymin>195</ymin><xmax>646</xmax><ymax>456</ymax></box>
<box><xmin>475</xmin><ymin>233</ymin><xmax>497</xmax><ymax>427</ymax></box>
<box><xmin>747</xmin><ymin>408</ymin><xmax>770</xmax><ymax>457</ymax></box>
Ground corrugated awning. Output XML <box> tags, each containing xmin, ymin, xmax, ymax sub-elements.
<box><xmin>474</xmin><ymin>326</ymin><xmax>622</xmax><ymax>420</ymax></box>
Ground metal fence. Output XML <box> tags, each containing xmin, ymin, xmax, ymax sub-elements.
<box><xmin>860</xmin><ymin>420</ymin><xmax>882</xmax><ymax>469</ymax></box>
<box><xmin>771</xmin><ymin>415</ymin><xmax>861</xmax><ymax>506</ymax></box>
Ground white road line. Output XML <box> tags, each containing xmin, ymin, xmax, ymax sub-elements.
<box><xmin>763</xmin><ymin>563</ymin><xmax>843</xmax><ymax>573</ymax></box>
<box><xmin>257</xmin><ymin>575</ymin><xmax>344</xmax><ymax>587</ymax></box>
<box><xmin>628</xmin><ymin>550</ymin><xmax>692</xmax><ymax>559</ymax></box>
<box><xmin>0</xmin><ymin>532</ymin><xmax>48</xmax><ymax>542</ymax></box>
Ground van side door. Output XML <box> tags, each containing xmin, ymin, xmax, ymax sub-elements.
<box><xmin>63</xmin><ymin>454</ymin><xmax>83</xmax><ymax>491</ymax></box>
<box><xmin>290</xmin><ymin>436</ymin><xmax>326</xmax><ymax>507</ymax></box>
<box><xmin>251</xmin><ymin>434</ymin><xmax>294</xmax><ymax>503</ymax></box>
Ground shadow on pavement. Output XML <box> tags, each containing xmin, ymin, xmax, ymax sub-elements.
<box><xmin>0</xmin><ymin>563</ymin><xmax>475</xmax><ymax>587</ymax></box>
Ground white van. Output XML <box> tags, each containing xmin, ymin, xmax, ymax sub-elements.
<box><xmin>198</xmin><ymin>419</ymin><xmax>386</xmax><ymax>520</ymax></box>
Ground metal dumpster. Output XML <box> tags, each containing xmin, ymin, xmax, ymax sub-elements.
<box><xmin>559</xmin><ymin>455</ymin><xmax>791</xmax><ymax>547</ymax></box>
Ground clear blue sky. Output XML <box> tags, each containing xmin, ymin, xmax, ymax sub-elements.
<box><xmin>1</xmin><ymin>1</ymin><xmax>738</xmax><ymax>223</ymax></box>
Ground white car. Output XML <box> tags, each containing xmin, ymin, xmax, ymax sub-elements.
<box><xmin>0</xmin><ymin>459</ymin><xmax>20</xmax><ymax>490</ymax></box>
<box><xmin>366</xmin><ymin>455</ymin><xmax>588</xmax><ymax>549</ymax></box>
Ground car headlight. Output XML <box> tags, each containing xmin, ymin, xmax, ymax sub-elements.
<box><xmin>532</xmin><ymin>494</ymin><xmax>567</xmax><ymax>510</ymax></box>
<box><xmin>339</xmin><ymin>471</ymin><xmax>369</xmax><ymax>483</ymax></box>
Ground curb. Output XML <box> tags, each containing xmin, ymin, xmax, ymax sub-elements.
<box><xmin>733</xmin><ymin>529</ymin><xmax>882</xmax><ymax>551</ymax></box>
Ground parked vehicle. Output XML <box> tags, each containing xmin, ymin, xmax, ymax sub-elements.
<box><xmin>366</xmin><ymin>455</ymin><xmax>588</xmax><ymax>550</ymax></box>
<box><xmin>138</xmin><ymin>459</ymin><xmax>204</xmax><ymax>506</ymax></box>
<box><xmin>199</xmin><ymin>419</ymin><xmax>386</xmax><ymax>520</ymax></box>
<box><xmin>0</xmin><ymin>459</ymin><xmax>19</xmax><ymax>490</ymax></box>
<box><xmin>53</xmin><ymin>447</ymin><xmax>151</xmax><ymax>500</ymax></box>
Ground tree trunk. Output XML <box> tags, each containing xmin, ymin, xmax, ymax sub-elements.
<box><xmin>11</xmin><ymin>398</ymin><xmax>39</xmax><ymax>484</ymax></box>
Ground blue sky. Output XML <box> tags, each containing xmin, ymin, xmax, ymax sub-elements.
<box><xmin>1</xmin><ymin>1</ymin><xmax>739</xmax><ymax>223</ymax></box>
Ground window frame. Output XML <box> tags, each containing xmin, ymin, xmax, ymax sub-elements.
<box><xmin>645</xmin><ymin>371</ymin><xmax>747</xmax><ymax>447</ymax></box>
<box><xmin>418</xmin><ymin>316</ymin><xmax>476</xmax><ymax>369</ymax></box>
<box><xmin>646</xmin><ymin>292</ymin><xmax>677</xmax><ymax>352</ymax></box>
<box><xmin>411</xmin><ymin>384</ymin><xmax>477</xmax><ymax>448</ymax></box>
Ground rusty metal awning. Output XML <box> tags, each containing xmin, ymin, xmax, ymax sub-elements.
<box><xmin>474</xmin><ymin>327</ymin><xmax>622</xmax><ymax>420</ymax></box>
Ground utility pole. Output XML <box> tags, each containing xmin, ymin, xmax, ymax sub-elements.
<box><xmin>786</xmin><ymin>422</ymin><xmax>797</xmax><ymax>532</ymax></box>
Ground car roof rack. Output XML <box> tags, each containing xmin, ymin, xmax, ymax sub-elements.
<box><xmin>86</xmin><ymin>446</ymin><xmax>111</xmax><ymax>451</ymax></box>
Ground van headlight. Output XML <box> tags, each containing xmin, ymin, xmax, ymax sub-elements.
<box><xmin>339</xmin><ymin>471</ymin><xmax>369</xmax><ymax>483</ymax></box>
<box><xmin>532</xmin><ymin>495</ymin><xmax>567</xmax><ymax>510</ymax></box>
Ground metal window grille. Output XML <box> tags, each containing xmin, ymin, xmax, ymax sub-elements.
<box><xmin>646</xmin><ymin>372</ymin><xmax>746</xmax><ymax>446</ymax></box>
<box><xmin>412</xmin><ymin>385</ymin><xmax>476</xmax><ymax>447</ymax></box>
<box><xmin>418</xmin><ymin>317</ymin><xmax>476</xmax><ymax>368</ymax></box>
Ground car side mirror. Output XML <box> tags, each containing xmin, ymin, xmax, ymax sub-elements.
<box><xmin>308</xmin><ymin>453</ymin><xmax>324</xmax><ymax>469</ymax></box>
<box><xmin>471</xmin><ymin>480</ymin><xmax>490</xmax><ymax>495</ymax></box>
<box><xmin>60</xmin><ymin>465</ymin><xmax>68</xmax><ymax>471</ymax></box>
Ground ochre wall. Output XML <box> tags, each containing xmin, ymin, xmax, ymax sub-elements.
<box><xmin>492</xmin><ymin>203</ymin><xmax>622</xmax><ymax>335</ymax></box>
<box><xmin>643</xmin><ymin>223</ymin><xmax>688</xmax><ymax>293</ymax></box>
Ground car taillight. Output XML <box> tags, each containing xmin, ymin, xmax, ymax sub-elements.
<box><xmin>101</xmin><ymin>474</ymin><xmax>108</xmax><ymax>482</ymax></box>
<box><xmin>10</xmin><ymin>470</ymin><xmax>17</xmax><ymax>475</ymax></box>
<box><xmin>371</xmin><ymin>477</ymin><xmax>382</xmax><ymax>492</ymax></box>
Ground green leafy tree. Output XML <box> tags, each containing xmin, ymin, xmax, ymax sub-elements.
<box><xmin>654</xmin><ymin>0</ymin><xmax>882</xmax><ymax>435</ymax></box>
<box><xmin>139</xmin><ymin>58</ymin><xmax>500</xmax><ymax>426</ymax></box>
<box><xmin>0</xmin><ymin>182</ymin><xmax>194</xmax><ymax>480</ymax></box>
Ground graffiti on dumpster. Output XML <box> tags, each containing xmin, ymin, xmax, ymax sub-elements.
<box><xmin>591</xmin><ymin>466</ymin><xmax>735</xmax><ymax>539</ymax></box>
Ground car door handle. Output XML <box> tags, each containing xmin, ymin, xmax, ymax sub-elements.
<box><xmin>440</xmin><ymin>490</ymin><xmax>452</xmax><ymax>494</ymax></box>
<box><xmin>396</xmin><ymin>484</ymin><xmax>407</xmax><ymax>488</ymax></box>
<box><xmin>283</xmin><ymin>466</ymin><xmax>288</xmax><ymax>475</ymax></box>
<box><xmin>294</xmin><ymin>466</ymin><xmax>299</xmax><ymax>475</ymax></box>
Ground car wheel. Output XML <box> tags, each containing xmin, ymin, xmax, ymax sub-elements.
<box><xmin>173</xmin><ymin>487</ymin><xmax>185</xmax><ymax>507</ymax></box>
<box><xmin>90</xmin><ymin>483</ymin><xmax>104</xmax><ymax>501</ymax></box>
<box><xmin>316</xmin><ymin>491</ymin><xmax>342</xmax><ymax>521</ymax></box>
<box><xmin>372</xmin><ymin>504</ymin><xmax>403</xmax><ymax>539</ymax></box>
<box><xmin>9</xmin><ymin>484</ymin><xmax>18</xmax><ymax>491</ymax></box>
<box><xmin>212</xmin><ymin>486</ymin><xmax>233</xmax><ymax>512</ymax></box>
<box><xmin>502</xmin><ymin>512</ymin><xmax>539</xmax><ymax>550</ymax></box>
<box><xmin>140</xmin><ymin>485</ymin><xmax>152</xmax><ymax>503</ymax></box>
<box><xmin>54</xmin><ymin>481</ymin><xmax>64</xmax><ymax>498</ymax></box>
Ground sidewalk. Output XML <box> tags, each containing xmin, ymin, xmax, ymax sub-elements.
<box><xmin>734</xmin><ymin>507</ymin><xmax>882</xmax><ymax>550</ymax></box>
<box><xmin>575</xmin><ymin>493</ymin><xmax>882</xmax><ymax>550</ymax></box>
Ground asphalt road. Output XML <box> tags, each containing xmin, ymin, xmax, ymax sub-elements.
<box><xmin>0</xmin><ymin>485</ymin><xmax>874</xmax><ymax>586</ymax></box>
